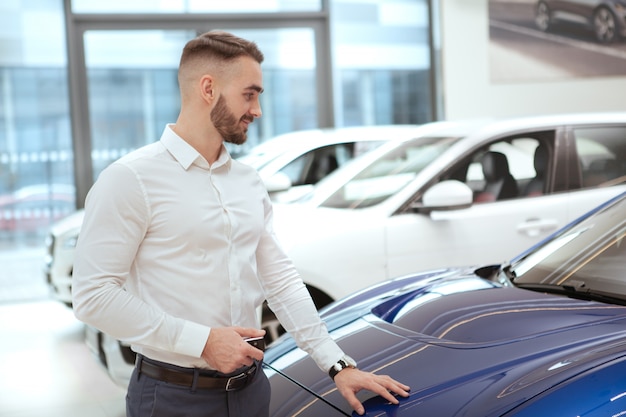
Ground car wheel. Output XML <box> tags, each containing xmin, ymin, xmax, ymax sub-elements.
<box><xmin>593</xmin><ymin>7</ymin><xmax>617</xmax><ymax>43</ymax></box>
<box><xmin>97</xmin><ymin>331</ymin><xmax>108</xmax><ymax>368</ymax></box>
<box><xmin>535</xmin><ymin>2</ymin><xmax>551</xmax><ymax>32</ymax></box>
<box><xmin>261</xmin><ymin>301</ymin><xmax>285</xmax><ymax>345</ymax></box>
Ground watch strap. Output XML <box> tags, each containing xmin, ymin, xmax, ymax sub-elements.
<box><xmin>328</xmin><ymin>358</ymin><xmax>355</xmax><ymax>381</ymax></box>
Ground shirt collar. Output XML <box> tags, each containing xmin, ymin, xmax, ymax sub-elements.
<box><xmin>160</xmin><ymin>124</ymin><xmax>231</xmax><ymax>170</ymax></box>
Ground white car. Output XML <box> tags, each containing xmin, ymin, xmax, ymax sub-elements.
<box><xmin>238</xmin><ymin>125</ymin><xmax>417</xmax><ymax>202</ymax></box>
<box><xmin>262</xmin><ymin>112</ymin><xmax>626</xmax><ymax>338</ymax></box>
<box><xmin>43</xmin><ymin>209</ymin><xmax>84</xmax><ymax>307</ymax></box>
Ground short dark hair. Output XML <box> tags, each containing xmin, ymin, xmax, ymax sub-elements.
<box><xmin>180</xmin><ymin>30</ymin><xmax>264</xmax><ymax>68</ymax></box>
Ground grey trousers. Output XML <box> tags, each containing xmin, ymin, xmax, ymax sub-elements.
<box><xmin>126</xmin><ymin>357</ymin><xmax>271</xmax><ymax>417</ymax></box>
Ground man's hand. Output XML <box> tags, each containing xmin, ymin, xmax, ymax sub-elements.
<box><xmin>201</xmin><ymin>326</ymin><xmax>265</xmax><ymax>374</ymax></box>
<box><xmin>334</xmin><ymin>368</ymin><xmax>410</xmax><ymax>416</ymax></box>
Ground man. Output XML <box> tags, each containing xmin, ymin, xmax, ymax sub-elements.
<box><xmin>72</xmin><ymin>30</ymin><xmax>409</xmax><ymax>417</ymax></box>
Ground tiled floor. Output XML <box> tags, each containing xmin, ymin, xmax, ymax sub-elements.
<box><xmin>0</xmin><ymin>300</ymin><xmax>126</xmax><ymax>417</ymax></box>
<box><xmin>0</xmin><ymin>243</ymin><xmax>126</xmax><ymax>417</ymax></box>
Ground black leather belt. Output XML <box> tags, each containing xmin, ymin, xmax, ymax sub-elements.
<box><xmin>137</xmin><ymin>356</ymin><xmax>258</xmax><ymax>391</ymax></box>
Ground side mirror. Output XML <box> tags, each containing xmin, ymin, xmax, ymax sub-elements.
<box><xmin>412</xmin><ymin>180</ymin><xmax>473</xmax><ymax>213</ymax></box>
<box><xmin>264</xmin><ymin>172</ymin><xmax>292</xmax><ymax>193</ymax></box>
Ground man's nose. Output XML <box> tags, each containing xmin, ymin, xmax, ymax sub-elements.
<box><xmin>250</xmin><ymin>100</ymin><xmax>262</xmax><ymax>118</ymax></box>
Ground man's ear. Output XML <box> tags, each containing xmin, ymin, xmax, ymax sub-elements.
<box><xmin>199</xmin><ymin>75</ymin><xmax>215</xmax><ymax>103</ymax></box>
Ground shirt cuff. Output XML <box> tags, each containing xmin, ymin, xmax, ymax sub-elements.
<box><xmin>310</xmin><ymin>337</ymin><xmax>345</xmax><ymax>372</ymax></box>
<box><xmin>174</xmin><ymin>320</ymin><xmax>211</xmax><ymax>358</ymax></box>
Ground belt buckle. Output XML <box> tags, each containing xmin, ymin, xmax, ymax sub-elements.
<box><xmin>225</xmin><ymin>372</ymin><xmax>247</xmax><ymax>391</ymax></box>
<box><xmin>225</xmin><ymin>364</ymin><xmax>256</xmax><ymax>391</ymax></box>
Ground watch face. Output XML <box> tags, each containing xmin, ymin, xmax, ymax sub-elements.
<box><xmin>329</xmin><ymin>355</ymin><xmax>358</xmax><ymax>380</ymax></box>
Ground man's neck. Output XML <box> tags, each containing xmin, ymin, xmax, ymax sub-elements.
<box><xmin>171</xmin><ymin>120</ymin><xmax>223</xmax><ymax>164</ymax></box>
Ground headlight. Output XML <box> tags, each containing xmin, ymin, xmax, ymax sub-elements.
<box><xmin>62</xmin><ymin>234</ymin><xmax>79</xmax><ymax>248</ymax></box>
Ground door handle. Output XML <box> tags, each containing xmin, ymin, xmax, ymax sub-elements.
<box><xmin>516</xmin><ymin>218</ymin><xmax>559</xmax><ymax>237</ymax></box>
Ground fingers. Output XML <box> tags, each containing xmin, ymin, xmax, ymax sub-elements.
<box><xmin>234</xmin><ymin>326</ymin><xmax>266</xmax><ymax>339</ymax></box>
<box><xmin>242</xmin><ymin>340</ymin><xmax>265</xmax><ymax>362</ymax></box>
<box><xmin>372</xmin><ymin>382</ymin><xmax>401</xmax><ymax>405</ymax></box>
<box><xmin>335</xmin><ymin>369</ymin><xmax>410</xmax><ymax>415</ymax></box>
<box><xmin>201</xmin><ymin>326</ymin><xmax>265</xmax><ymax>373</ymax></box>
<box><xmin>344</xmin><ymin>392</ymin><xmax>365</xmax><ymax>416</ymax></box>
<box><xmin>374</xmin><ymin>375</ymin><xmax>411</xmax><ymax>400</ymax></box>
<box><xmin>358</xmin><ymin>375</ymin><xmax>405</xmax><ymax>406</ymax></box>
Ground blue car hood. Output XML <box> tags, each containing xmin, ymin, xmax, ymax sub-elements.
<box><xmin>265</xmin><ymin>269</ymin><xmax>626</xmax><ymax>417</ymax></box>
<box><xmin>371</xmin><ymin>274</ymin><xmax>624</xmax><ymax>345</ymax></box>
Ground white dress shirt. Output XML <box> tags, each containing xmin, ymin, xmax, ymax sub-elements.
<box><xmin>72</xmin><ymin>124</ymin><xmax>344</xmax><ymax>371</ymax></box>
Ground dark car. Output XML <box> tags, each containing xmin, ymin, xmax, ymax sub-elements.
<box><xmin>264</xmin><ymin>191</ymin><xmax>626</xmax><ymax>416</ymax></box>
<box><xmin>535</xmin><ymin>0</ymin><xmax>626</xmax><ymax>43</ymax></box>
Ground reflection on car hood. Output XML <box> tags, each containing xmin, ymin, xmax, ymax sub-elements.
<box><xmin>371</xmin><ymin>274</ymin><xmax>626</xmax><ymax>345</ymax></box>
<box><xmin>266</xmin><ymin>269</ymin><xmax>626</xmax><ymax>417</ymax></box>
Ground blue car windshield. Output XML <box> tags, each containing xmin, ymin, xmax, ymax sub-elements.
<box><xmin>319</xmin><ymin>136</ymin><xmax>460</xmax><ymax>209</ymax></box>
<box><xmin>511</xmin><ymin>194</ymin><xmax>626</xmax><ymax>298</ymax></box>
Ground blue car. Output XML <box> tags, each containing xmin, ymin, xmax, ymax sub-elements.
<box><xmin>264</xmin><ymin>191</ymin><xmax>626</xmax><ymax>416</ymax></box>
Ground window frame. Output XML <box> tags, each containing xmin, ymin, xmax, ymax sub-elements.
<box><xmin>63</xmin><ymin>0</ymin><xmax>334</xmax><ymax>206</ymax></box>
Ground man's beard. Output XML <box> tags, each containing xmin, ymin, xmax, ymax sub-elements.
<box><xmin>211</xmin><ymin>95</ymin><xmax>253</xmax><ymax>145</ymax></box>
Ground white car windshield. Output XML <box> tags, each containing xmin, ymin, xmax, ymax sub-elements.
<box><xmin>319</xmin><ymin>136</ymin><xmax>460</xmax><ymax>209</ymax></box>
<box><xmin>237</xmin><ymin>151</ymin><xmax>280</xmax><ymax>171</ymax></box>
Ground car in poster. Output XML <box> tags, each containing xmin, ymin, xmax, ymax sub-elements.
<box><xmin>264</xmin><ymin>190</ymin><xmax>626</xmax><ymax>416</ymax></box>
<box><xmin>535</xmin><ymin>0</ymin><xmax>626</xmax><ymax>43</ymax></box>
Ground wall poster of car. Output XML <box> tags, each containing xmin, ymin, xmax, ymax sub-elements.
<box><xmin>488</xmin><ymin>0</ymin><xmax>626</xmax><ymax>83</ymax></box>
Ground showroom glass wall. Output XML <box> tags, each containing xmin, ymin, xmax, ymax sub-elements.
<box><xmin>0</xmin><ymin>0</ymin><xmax>436</xmax><ymax>247</ymax></box>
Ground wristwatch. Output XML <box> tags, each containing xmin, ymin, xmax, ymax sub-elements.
<box><xmin>328</xmin><ymin>355</ymin><xmax>357</xmax><ymax>381</ymax></box>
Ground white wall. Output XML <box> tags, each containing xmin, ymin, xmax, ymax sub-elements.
<box><xmin>440</xmin><ymin>0</ymin><xmax>626</xmax><ymax>120</ymax></box>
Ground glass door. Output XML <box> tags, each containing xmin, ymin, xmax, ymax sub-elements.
<box><xmin>82</xmin><ymin>28</ymin><xmax>318</xmax><ymax>181</ymax></box>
